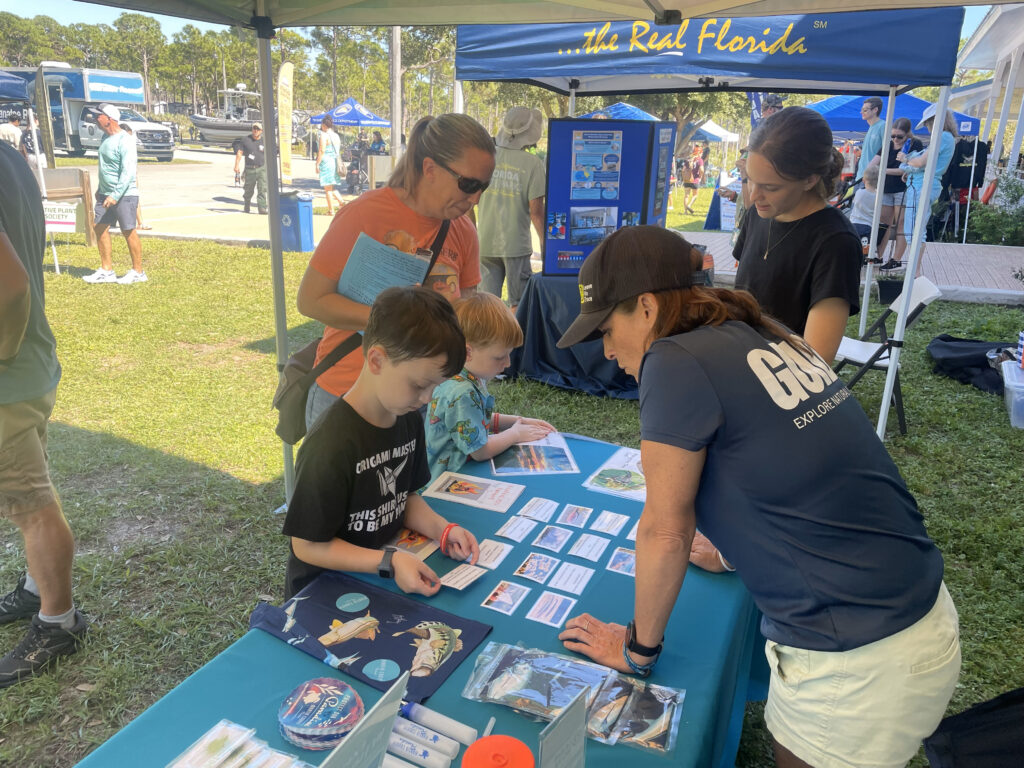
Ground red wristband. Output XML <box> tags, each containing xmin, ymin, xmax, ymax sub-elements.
<box><xmin>491</xmin><ymin>413</ymin><xmax>499</xmax><ymax>433</ymax></box>
<box><xmin>440</xmin><ymin>523</ymin><xmax>459</xmax><ymax>555</ymax></box>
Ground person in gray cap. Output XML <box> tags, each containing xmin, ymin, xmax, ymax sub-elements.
<box><xmin>84</xmin><ymin>103</ymin><xmax>146</xmax><ymax>284</ymax></box>
<box><xmin>233</xmin><ymin>122</ymin><xmax>267</xmax><ymax>214</ymax></box>
<box><xmin>476</xmin><ymin>106</ymin><xmax>546</xmax><ymax>311</ymax></box>
<box><xmin>555</xmin><ymin>225</ymin><xmax>959</xmax><ymax>768</ymax></box>
<box><xmin>760</xmin><ymin>93</ymin><xmax>784</xmax><ymax>123</ymax></box>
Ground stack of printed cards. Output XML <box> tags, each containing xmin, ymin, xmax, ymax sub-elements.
<box><xmin>169</xmin><ymin>719</ymin><xmax>316</xmax><ymax>767</ymax></box>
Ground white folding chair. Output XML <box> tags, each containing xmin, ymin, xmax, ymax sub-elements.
<box><xmin>833</xmin><ymin>276</ymin><xmax>942</xmax><ymax>435</ymax></box>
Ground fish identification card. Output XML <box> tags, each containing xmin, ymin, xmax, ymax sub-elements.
<box><xmin>440</xmin><ymin>564</ymin><xmax>488</xmax><ymax>590</ymax></box>
<box><xmin>476</xmin><ymin>539</ymin><xmax>515</xmax><ymax>569</ymax></box>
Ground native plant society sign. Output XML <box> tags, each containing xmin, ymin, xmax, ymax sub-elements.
<box><xmin>43</xmin><ymin>201</ymin><xmax>80</xmax><ymax>234</ymax></box>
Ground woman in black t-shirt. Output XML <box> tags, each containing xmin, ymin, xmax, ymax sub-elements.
<box><xmin>876</xmin><ymin>117</ymin><xmax>924</xmax><ymax>265</ymax></box>
<box><xmin>733</xmin><ymin>107</ymin><xmax>862</xmax><ymax>364</ymax></box>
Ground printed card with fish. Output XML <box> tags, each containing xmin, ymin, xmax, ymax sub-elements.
<box><xmin>581</xmin><ymin>447</ymin><xmax>646</xmax><ymax>503</ymax></box>
<box><xmin>422</xmin><ymin>471</ymin><xmax>525</xmax><ymax>513</ymax></box>
<box><xmin>249</xmin><ymin>572</ymin><xmax>492</xmax><ymax>703</ymax></box>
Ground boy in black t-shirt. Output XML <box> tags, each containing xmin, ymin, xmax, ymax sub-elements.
<box><xmin>283</xmin><ymin>286</ymin><xmax>481</xmax><ymax>598</ymax></box>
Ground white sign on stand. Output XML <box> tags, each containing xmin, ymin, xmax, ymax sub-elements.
<box><xmin>321</xmin><ymin>671</ymin><xmax>410</xmax><ymax>768</ymax></box>
<box><xmin>538</xmin><ymin>687</ymin><xmax>587</xmax><ymax>768</ymax></box>
<box><xmin>42</xmin><ymin>200</ymin><xmax>79</xmax><ymax>275</ymax></box>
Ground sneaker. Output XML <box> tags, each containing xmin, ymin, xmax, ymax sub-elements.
<box><xmin>82</xmin><ymin>268</ymin><xmax>116</xmax><ymax>284</ymax></box>
<box><xmin>117</xmin><ymin>269</ymin><xmax>148</xmax><ymax>284</ymax></box>
<box><xmin>0</xmin><ymin>575</ymin><xmax>41</xmax><ymax>625</ymax></box>
<box><xmin>0</xmin><ymin>610</ymin><xmax>89</xmax><ymax>689</ymax></box>
<box><xmin>879</xmin><ymin>259</ymin><xmax>904</xmax><ymax>271</ymax></box>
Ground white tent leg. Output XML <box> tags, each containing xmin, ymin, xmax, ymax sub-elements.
<box><xmin>391</xmin><ymin>26</ymin><xmax>402</xmax><ymax>161</ymax></box>
<box><xmin>453</xmin><ymin>79</ymin><xmax>464</xmax><ymax>113</ymax></box>
<box><xmin>1006</xmin><ymin>86</ymin><xmax>1024</xmax><ymax>173</ymax></box>
<box><xmin>876</xmin><ymin>86</ymin><xmax>950</xmax><ymax>440</ymax></box>
<box><xmin>990</xmin><ymin>46</ymin><xmax>1023</xmax><ymax>177</ymax></box>
<box><xmin>568</xmin><ymin>87</ymin><xmax>576</xmax><ymax>117</ymax></box>
<box><xmin>961</xmin><ymin>134</ymin><xmax>981</xmax><ymax>244</ymax></box>
<box><xmin>859</xmin><ymin>86</ymin><xmax>896</xmax><ymax>338</ymax></box>
<box><xmin>255</xmin><ymin>8</ymin><xmax>296</xmax><ymax>502</ymax></box>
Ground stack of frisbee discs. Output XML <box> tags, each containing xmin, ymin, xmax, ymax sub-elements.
<box><xmin>278</xmin><ymin>677</ymin><xmax>364</xmax><ymax>750</ymax></box>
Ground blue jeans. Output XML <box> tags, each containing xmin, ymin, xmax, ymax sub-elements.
<box><xmin>305</xmin><ymin>382</ymin><xmax>339</xmax><ymax>432</ymax></box>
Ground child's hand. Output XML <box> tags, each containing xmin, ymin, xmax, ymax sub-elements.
<box><xmin>445</xmin><ymin>526</ymin><xmax>480</xmax><ymax>565</ymax></box>
<box><xmin>521</xmin><ymin>417</ymin><xmax>555</xmax><ymax>433</ymax></box>
<box><xmin>393</xmin><ymin>551</ymin><xmax>441</xmax><ymax>596</ymax></box>
<box><xmin>510</xmin><ymin>418</ymin><xmax>553</xmax><ymax>444</ymax></box>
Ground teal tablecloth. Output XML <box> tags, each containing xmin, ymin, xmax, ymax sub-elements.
<box><xmin>77</xmin><ymin>436</ymin><xmax>761</xmax><ymax>768</ymax></box>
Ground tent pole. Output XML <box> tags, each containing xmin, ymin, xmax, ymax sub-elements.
<box><xmin>875</xmin><ymin>85</ymin><xmax>950</xmax><ymax>440</ymax></box>
<box><xmin>453</xmin><ymin>79</ymin><xmax>464</xmax><ymax>113</ymax></box>
<box><xmin>859</xmin><ymin>86</ymin><xmax>896</xmax><ymax>338</ymax></box>
<box><xmin>254</xmin><ymin>8</ymin><xmax>296</xmax><ymax>504</ymax></box>
<box><xmin>1006</xmin><ymin>83</ymin><xmax>1024</xmax><ymax>174</ymax></box>
<box><xmin>961</xmin><ymin>132</ymin><xmax>981</xmax><ymax>244</ymax></box>
<box><xmin>989</xmin><ymin>46</ymin><xmax>1023</xmax><ymax>179</ymax></box>
<box><xmin>390</xmin><ymin>27</ymin><xmax>402</xmax><ymax>162</ymax></box>
<box><xmin>568</xmin><ymin>87</ymin><xmax>576</xmax><ymax>117</ymax></box>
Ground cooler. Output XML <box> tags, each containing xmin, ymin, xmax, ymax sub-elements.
<box><xmin>1001</xmin><ymin>360</ymin><xmax>1024</xmax><ymax>429</ymax></box>
<box><xmin>279</xmin><ymin>193</ymin><xmax>314</xmax><ymax>252</ymax></box>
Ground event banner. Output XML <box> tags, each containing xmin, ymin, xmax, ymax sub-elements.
<box><xmin>278</xmin><ymin>61</ymin><xmax>293</xmax><ymax>185</ymax></box>
<box><xmin>456</xmin><ymin>8</ymin><xmax>965</xmax><ymax>93</ymax></box>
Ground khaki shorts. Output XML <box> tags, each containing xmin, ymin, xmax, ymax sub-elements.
<box><xmin>765</xmin><ymin>582</ymin><xmax>960</xmax><ymax>768</ymax></box>
<box><xmin>0</xmin><ymin>390</ymin><xmax>58</xmax><ymax>519</ymax></box>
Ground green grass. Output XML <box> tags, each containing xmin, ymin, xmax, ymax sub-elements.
<box><xmin>53</xmin><ymin>155</ymin><xmax>206</xmax><ymax>167</ymax></box>
<box><xmin>1</xmin><ymin>234</ymin><xmax>1022</xmax><ymax>766</ymax></box>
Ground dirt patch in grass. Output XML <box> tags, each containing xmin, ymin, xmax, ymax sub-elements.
<box><xmin>171</xmin><ymin>339</ymin><xmax>265</xmax><ymax>367</ymax></box>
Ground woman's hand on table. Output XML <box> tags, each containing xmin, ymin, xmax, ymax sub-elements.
<box><xmin>444</xmin><ymin>526</ymin><xmax>479</xmax><ymax>565</ymax></box>
<box><xmin>394</xmin><ymin>550</ymin><xmax>441</xmax><ymax>596</ymax></box>
<box><xmin>558</xmin><ymin>613</ymin><xmax>633</xmax><ymax>674</ymax></box>
<box><xmin>688</xmin><ymin>530</ymin><xmax>729</xmax><ymax>573</ymax></box>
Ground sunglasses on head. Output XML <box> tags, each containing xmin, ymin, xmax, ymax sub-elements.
<box><xmin>436</xmin><ymin>161</ymin><xmax>489</xmax><ymax>195</ymax></box>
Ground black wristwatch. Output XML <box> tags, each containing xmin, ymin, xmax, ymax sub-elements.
<box><xmin>626</xmin><ymin>620</ymin><xmax>663</xmax><ymax>658</ymax></box>
<box><xmin>378</xmin><ymin>546</ymin><xmax>398</xmax><ymax>579</ymax></box>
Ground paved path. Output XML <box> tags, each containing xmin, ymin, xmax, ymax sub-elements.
<box><xmin>60</xmin><ymin>148</ymin><xmax>1024</xmax><ymax>305</ymax></box>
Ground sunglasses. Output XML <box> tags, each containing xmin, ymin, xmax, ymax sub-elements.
<box><xmin>436</xmin><ymin>161</ymin><xmax>489</xmax><ymax>195</ymax></box>
<box><xmin>891</xmin><ymin>133</ymin><xmax>906</xmax><ymax>140</ymax></box>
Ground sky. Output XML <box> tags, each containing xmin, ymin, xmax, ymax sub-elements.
<box><xmin>18</xmin><ymin>1</ymin><xmax>994</xmax><ymax>44</ymax></box>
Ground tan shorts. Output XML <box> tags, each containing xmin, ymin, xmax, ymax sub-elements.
<box><xmin>0</xmin><ymin>390</ymin><xmax>58</xmax><ymax>519</ymax></box>
<box><xmin>764</xmin><ymin>582</ymin><xmax>960</xmax><ymax>768</ymax></box>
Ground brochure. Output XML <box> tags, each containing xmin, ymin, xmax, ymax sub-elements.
<box><xmin>582</xmin><ymin>447</ymin><xmax>646</xmax><ymax>503</ymax></box>
<box><xmin>336</xmin><ymin>232</ymin><xmax>431</xmax><ymax>306</ymax></box>
<box><xmin>422</xmin><ymin>472</ymin><xmax>525</xmax><ymax>513</ymax></box>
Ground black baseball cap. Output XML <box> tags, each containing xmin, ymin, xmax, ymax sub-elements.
<box><xmin>763</xmin><ymin>93</ymin><xmax>784</xmax><ymax>108</ymax></box>
<box><xmin>556</xmin><ymin>226</ymin><xmax>700</xmax><ymax>348</ymax></box>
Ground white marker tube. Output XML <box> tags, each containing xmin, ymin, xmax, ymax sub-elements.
<box><xmin>387</xmin><ymin>732</ymin><xmax>451</xmax><ymax>768</ymax></box>
<box><xmin>383</xmin><ymin>755</ymin><xmax>420</xmax><ymax>768</ymax></box>
<box><xmin>400</xmin><ymin>701</ymin><xmax>478</xmax><ymax>746</ymax></box>
<box><xmin>392</xmin><ymin>717</ymin><xmax>461</xmax><ymax>759</ymax></box>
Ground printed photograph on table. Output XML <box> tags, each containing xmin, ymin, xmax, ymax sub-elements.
<box><xmin>556</xmin><ymin>504</ymin><xmax>593</xmax><ymax>528</ymax></box>
<box><xmin>526</xmin><ymin>591</ymin><xmax>578</xmax><ymax>628</ymax></box>
<box><xmin>481</xmin><ymin>580</ymin><xmax>532</xmax><ymax>616</ymax></box>
<box><xmin>494</xmin><ymin>516</ymin><xmax>538</xmax><ymax>543</ymax></box>
<box><xmin>491</xmin><ymin>432</ymin><xmax>580</xmax><ymax>476</ymax></box>
<box><xmin>582</xmin><ymin>446</ymin><xmax>646</xmax><ymax>503</ymax></box>
<box><xmin>422</xmin><ymin>471</ymin><xmax>525</xmax><ymax>513</ymax></box>
<box><xmin>249</xmin><ymin>571</ymin><xmax>492</xmax><ymax>703</ymax></box>
<box><xmin>386</xmin><ymin>527</ymin><xmax>438</xmax><ymax>560</ymax></box>
<box><xmin>532</xmin><ymin>525</ymin><xmax>573</xmax><ymax>553</ymax></box>
<box><xmin>606</xmin><ymin>547</ymin><xmax>636</xmax><ymax>577</ymax></box>
<box><xmin>514</xmin><ymin>552</ymin><xmax>560</xmax><ymax>584</ymax></box>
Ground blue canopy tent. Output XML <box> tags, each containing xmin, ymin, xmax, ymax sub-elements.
<box><xmin>456</xmin><ymin>8</ymin><xmax>967</xmax><ymax>438</ymax></box>
<box><xmin>580</xmin><ymin>101</ymin><xmax>657</xmax><ymax>120</ymax></box>
<box><xmin>806</xmin><ymin>93</ymin><xmax>980</xmax><ymax>138</ymax></box>
<box><xmin>0</xmin><ymin>70</ymin><xmax>29</xmax><ymax>101</ymax></box>
<box><xmin>309</xmin><ymin>97</ymin><xmax>390</xmax><ymax>127</ymax></box>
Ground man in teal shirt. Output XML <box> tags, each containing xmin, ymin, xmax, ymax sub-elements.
<box><xmin>857</xmin><ymin>97</ymin><xmax>885</xmax><ymax>182</ymax></box>
<box><xmin>0</xmin><ymin>141</ymin><xmax>88</xmax><ymax>688</ymax></box>
<box><xmin>83</xmin><ymin>103</ymin><xmax>147</xmax><ymax>284</ymax></box>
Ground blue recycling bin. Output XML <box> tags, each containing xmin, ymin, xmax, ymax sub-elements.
<box><xmin>279</xmin><ymin>193</ymin><xmax>314</xmax><ymax>252</ymax></box>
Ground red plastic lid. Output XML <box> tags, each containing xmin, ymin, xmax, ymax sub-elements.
<box><xmin>461</xmin><ymin>735</ymin><xmax>535</xmax><ymax>768</ymax></box>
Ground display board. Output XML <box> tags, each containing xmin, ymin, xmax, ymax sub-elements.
<box><xmin>543</xmin><ymin>118</ymin><xmax>675</xmax><ymax>276</ymax></box>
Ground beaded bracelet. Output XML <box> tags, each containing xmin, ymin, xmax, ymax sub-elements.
<box><xmin>717</xmin><ymin>550</ymin><xmax>736</xmax><ymax>572</ymax></box>
<box><xmin>439</xmin><ymin>523</ymin><xmax>460</xmax><ymax>556</ymax></box>
<box><xmin>622</xmin><ymin>642</ymin><xmax>657</xmax><ymax>678</ymax></box>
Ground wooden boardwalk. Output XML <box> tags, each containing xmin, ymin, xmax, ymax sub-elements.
<box><xmin>685</xmin><ymin>231</ymin><xmax>1024</xmax><ymax>305</ymax></box>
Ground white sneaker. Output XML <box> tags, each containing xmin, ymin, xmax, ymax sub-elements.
<box><xmin>117</xmin><ymin>269</ymin><xmax>148</xmax><ymax>284</ymax></box>
<box><xmin>82</xmin><ymin>268</ymin><xmax>116</xmax><ymax>284</ymax></box>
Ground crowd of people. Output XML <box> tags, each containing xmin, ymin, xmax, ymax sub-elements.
<box><xmin>1</xmin><ymin>96</ymin><xmax>964</xmax><ymax>768</ymax></box>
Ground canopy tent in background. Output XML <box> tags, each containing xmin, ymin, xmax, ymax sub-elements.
<box><xmin>700</xmin><ymin>120</ymin><xmax>740</xmax><ymax>142</ymax></box>
<box><xmin>455</xmin><ymin>9</ymin><xmax>965</xmax><ymax>96</ymax></box>
<box><xmin>580</xmin><ymin>101</ymin><xmax>657</xmax><ymax>120</ymax></box>
<box><xmin>0</xmin><ymin>70</ymin><xmax>29</xmax><ymax>101</ymax></box>
<box><xmin>309</xmin><ymin>96</ymin><xmax>390</xmax><ymax>127</ymax></box>
<box><xmin>805</xmin><ymin>93</ymin><xmax>981</xmax><ymax>139</ymax></box>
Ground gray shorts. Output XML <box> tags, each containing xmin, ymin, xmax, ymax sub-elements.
<box><xmin>95</xmin><ymin>192</ymin><xmax>139</xmax><ymax>232</ymax></box>
<box><xmin>881</xmin><ymin>191</ymin><xmax>905</xmax><ymax>208</ymax></box>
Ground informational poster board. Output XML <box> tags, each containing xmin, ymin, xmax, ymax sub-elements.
<box><xmin>543</xmin><ymin>118</ymin><xmax>676</xmax><ymax>276</ymax></box>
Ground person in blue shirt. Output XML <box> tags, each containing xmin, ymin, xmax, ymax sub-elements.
<box><xmin>887</xmin><ymin>106</ymin><xmax>957</xmax><ymax>275</ymax></box>
<box><xmin>856</xmin><ymin>97</ymin><xmax>885</xmax><ymax>181</ymax></box>
<box><xmin>369</xmin><ymin>130</ymin><xmax>387</xmax><ymax>155</ymax></box>
<box><xmin>556</xmin><ymin>225</ymin><xmax>960</xmax><ymax>768</ymax></box>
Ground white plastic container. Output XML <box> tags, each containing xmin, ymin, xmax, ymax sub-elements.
<box><xmin>1001</xmin><ymin>360</ymin><xmax>1024</xmax><ymax>429</ymax></box>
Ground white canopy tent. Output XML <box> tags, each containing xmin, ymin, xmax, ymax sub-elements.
<box><xmin>73</xmin><ymin>0</ymin><xmax>1023</xmax><ymax>495</ymax></box>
